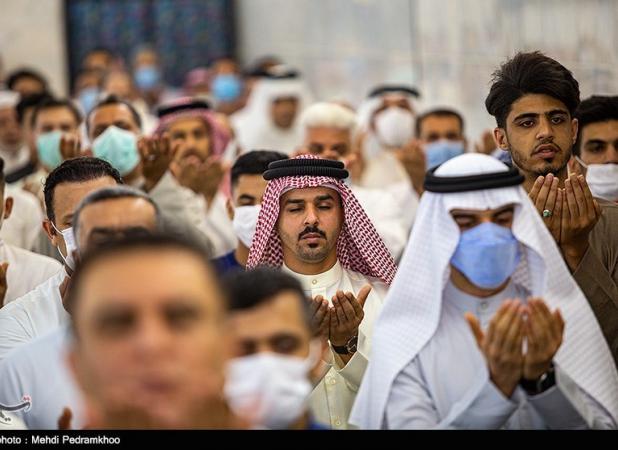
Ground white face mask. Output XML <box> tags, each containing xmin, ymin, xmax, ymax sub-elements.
<box><xmin>576</xmin><ymin>157</ymin><xmax>618</xmax><ymax>201</ymax></box>
<box><xmin>224</xmin><ymin>347</ymin><xmax>317</xmax><ymax>429</ymax></box>
<box><xmin>232</xmin><ymin>205</ymin><xmax>261</xmax><ymax>248</ymax></box>
<box><xmin>51</xmin><ymin>223</ymin><xmax>77</xmax><ymax>270</ymax></box>
<box><xmin>374</xmin><ymin>107</ymin><xmax>414</xmax><ymax>148</ymax></box>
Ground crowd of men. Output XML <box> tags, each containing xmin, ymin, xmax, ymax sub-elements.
<box><xmin>0</xmin><ymin>46</ymin><xmax>616</xmax><ymax>430</ymax></box>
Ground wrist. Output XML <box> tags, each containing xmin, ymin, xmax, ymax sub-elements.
<box><xmin>560</xmin><ymin>242</ymin><xmax>588</xmax><ymax>271</ymax></box>
<box><xmin>331</xmin><ymin>333</ymin><xmax>358</xmax><ymax>354</ymax></box>
<box><xmin>560</xmin><ymin>239</ymin><xmax>588</xmax><ymax>257</ymax></box>
<box><xmin>490</xmin><ymin>373</ymin><xmax>518</xmax><ymax>399</ymax></box>
<box><xmin>520</xmin><ymin>364</ymin><xmax>556</xmax><ymax>396</ymax></box>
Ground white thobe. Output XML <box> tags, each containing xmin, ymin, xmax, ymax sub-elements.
<box><xmin>358</xmin><ymin>152</ymin><xmax>419</xmax><ymax>233</ymax></box>
<box><xmin>235</xmin><ymin>123</ymin><xmax>303</xmax><ymax>156</ymax></box>
<box><xmin>351</xmin><ymin>185</ymin><xmax>408</xmax><ymax>261</ymax></box>
<box><xmin>0</xmin><ymin>412</ymin><xmax>27</xmax><ymax>430</ymax></box>
<box><xmin>360</xmin><ymin>151</ymin><xmax>410</xmax><ymax>189</ymax></box>
<box><xmin>1</xmin><ymin>185</ymin><xmax>45</xmax><ymax>251</ymax></box>
<box><xmin>0</xmin><ymin>269</ymin><xmax>68</xmax><ymax>361</ymax></box>
<box><xmin>0</xmin><ymin>327</ymin><xmax>84</xmax><ymax>430</ymax></box>
<box><xmin>192</xmin><ymin>191</ymin><xmax>237</xmax><ymax>258</ymax></box>
<box><xmin>149</xmin><ymin>171</ymin><xmax>235</xmax><ymax>258</ymax></box>
<box><xmin>148</xmin><ymin>170</ymin><xmax>205</xmax><ymax>230</ymax></box>
<box><xmin>0</xmin><ymin>240</ymin><xmax>62</xmax><ymax>306</ymax></box>
<box><xmin>283</xmin><ymin>261</ymin><xmax>388</xmax><ymax>430</ymax></box>
<box><xmin>385</xmin><ymin>280</ymin><xmax>616</xmax><ymax>429</ymax></box>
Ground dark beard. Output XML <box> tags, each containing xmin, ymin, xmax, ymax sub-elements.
<box><xmin>507</xmin><ymin>143</ymin><xmax>571</xmax><ymax>178</ymax></box>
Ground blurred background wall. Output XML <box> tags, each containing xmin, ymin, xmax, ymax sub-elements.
<box><xmin>2</xmin><ymin>0</ymin><xmax>617</xmax><ymax>138</ymax></box>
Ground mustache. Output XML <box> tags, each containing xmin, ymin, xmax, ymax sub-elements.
<box><xmin>180</xmin><ymin>149</ymin><xmax>206</xmax><ymax>161</ymax></box>
<box><xmin>533</xmin><ymin>140</ymin><xmax>561</xmax><ymax>154</ymax></box>
<box><xmin>298</xmin><ymin>226</ymin><xmax>327</xmax><ymax>240</ymax></box>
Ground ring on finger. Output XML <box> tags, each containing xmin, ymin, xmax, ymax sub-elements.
<box><xmin>542</xmin><ymin>209</ymin><xmax>552</xmax><ymax>218</ymax></box>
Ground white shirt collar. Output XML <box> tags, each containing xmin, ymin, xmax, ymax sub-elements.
<box><xmin>443</xmin><ymin>277</ymin><xmax>523</xmax><ymax>317</ymax></box>
<box><xmin>282</xmin><ymin>260</ymin><xmax>343</xmax><ymax>291</ymax></box>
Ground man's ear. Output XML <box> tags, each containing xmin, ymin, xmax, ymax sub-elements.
<box><xmin>42</xmin><ymin>218</ymin><xmax>59</xmax><ymax>247</ymax></box>
<box><xmin>493</xmin><ymin>127</ymin><xmax>509</xmax><ymax>151</ymax></box>
<box><xmin>3</xmin><ymin>197</ymin><xmax>13</xmax><ymax>220</ymax></box>
<box><xmin>226</xmin><ymin>198</ymin><xmax>234</xmax><ymax>221</ymax></box>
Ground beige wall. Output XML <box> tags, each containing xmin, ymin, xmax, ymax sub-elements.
<box><xmin>0</xmin><ymin>0</ymin><xmax>68</xmax><ymax>96</ymax></box>
<box><xmin>236</xmin><ymin>0</ymin><xmax>618</xmax><ymax>141</ymax></box>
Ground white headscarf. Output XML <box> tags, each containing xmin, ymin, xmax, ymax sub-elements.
<box><xmin>231</xmin><ymin>77</ymin><xmax>313</xmax><ymax>155</ymax></box>
<box><xmin>350</xmin><ymin>153</ymin><xmax>618</xmax><ymax>428</ymax></box>
<box><xmin>0</xmin><ymin>90</ymin><xmax>20</xmax><ymax>109</ymax></box>
<box><xmin>355</xmin><ymin>89</ymin><xmax>418</xmax><ymax>144</ymax></box>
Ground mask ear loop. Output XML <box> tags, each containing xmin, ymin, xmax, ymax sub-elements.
<box><xmin>574</xmin><ymin>155</ymin><xmax>588</xmax><ymax>169</ymax></box>
<box><xmin>50</xmin><ymin>222</ymin><xmax>77</xmax><ymax>270</ymax></box>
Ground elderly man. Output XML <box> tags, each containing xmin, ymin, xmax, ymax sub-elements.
<box><xmin>153</xmin><ymin>98</ymin><xmax>235</xmax><ymax>257</ymax></box>
<box><xmin>351</xmin><ymin>153</ymin><xmax>618</xmax><ymax>429</ymax></box>
<box><xmin>300</xmin><ymin>101</ymin><xmax>410</xmax><ymax>258</ymax></box>
<box><xmin>485</xmin><ymin>51</ymin><xmax>618</xmax><ymax>365</ymax></box>
<box><xmin>247</xmin><ymin>155</ymin><xmax>396</xmax><ymax>429</ymax></box>
<box><xmin>224</xmin><ymin>267</ymin><xmax>328</xmax><ymax>429</ymax></box>
<box><xmin>356</xmin><ymin>84</ymin><xmax>420</xmax><ymax>189</ymax></box>
<box><xmin>67</xmin><ymin>234</ymin><xmax>241</xmax><ymax>429</ymax></box>
<box><xmin>0</xmin><ymin>185</ymin><xmax>162</xmax><ymax>429</ymax></box>
<box><xmin>571</xmin><ymin>96</ymin><xmax>618</xmax><ymax>202</ymax></box>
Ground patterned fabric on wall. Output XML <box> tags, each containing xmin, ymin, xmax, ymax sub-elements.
<box><xmin>65</xmin><ymin>0</ymin><xmax>234</xmax><ymax>88</ymax></box>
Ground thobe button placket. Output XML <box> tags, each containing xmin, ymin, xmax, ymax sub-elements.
<box><xmin>334</xmin><ymin>418</ymin><xmax>342</xmax><ymax>427</ymax></box>
<box><xmin>312</xmin><ymin>279</ymin><xmax>318</xmax><ymax>285</ymax></box>
<box><xmin>479</xmin><ymin>300</ymin><xmax>489</xmax><ymax>312</ymax></box>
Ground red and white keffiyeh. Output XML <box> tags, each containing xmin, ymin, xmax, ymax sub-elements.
<box><xmin>246</xmin><ymin>155</ymin><xmax>397</xmax><ymax>285</ymax></box>
<box><xmin>153</xmin><ymin>97</ymin><xmax>231</xmax><ymax>157</ymax></box>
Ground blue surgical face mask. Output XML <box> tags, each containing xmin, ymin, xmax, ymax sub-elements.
<box><xmin>212</xmin><ymin>74</ymin><xmax>242</xmax><ymax>102</ymax></box>
<box><xmin>425</xmin><ymin>140</ymin><xmax>465</xmax><ymax>169</ymax></box>
<box><xmin>92</xmin><ymin>126</ymin><xmax>140</xmax><ymax>176</ymax></box>
<box><xmin>450</xmin><ymin>221</ymin><xmax>521</xmax><ymax>290</ymax></box>
<box><xmin>36</xmin><ymin>131</ymin><xmax>64</xmax><ymax>170</ymax></box>
<box><xmin>78</xmin><ymin>87</ymin><xmax>100</xmax><ymax>114</ymax></box>
<box><xmin>134</xmin><ymin>65</ymin><xmax>161</xmax><ymax>90</ymax></box>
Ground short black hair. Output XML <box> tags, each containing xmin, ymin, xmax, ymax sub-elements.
<box><xmin>43</xmin><ymin>157</ymin><xmax>123</xmax><ymax>223</ymax></box>
<box><xmin>223</xmin><ymin>268</ymin><xmax>312</xmax><ymax>332</ymax></box>
<box><xmin>6</xmin><ymin>68</ymin><xmax>49</xmax><ymax>92</ymax></box>
<box><xmin>66</xmin><ymin>233</ymin><xmax>216</xmax><ymax>318</ymax></box>
<box><xmin>415</xmin><ymin>108</ymin><xmax>465</xmax><ymax>137</ymax></box>
<box><xmin>31</xmin><ymin>97</ymin><xmax>83</xmax><ymax>129</ymax></box>
<box><xmin>231</xmin><ymin>150</ymin><xmax>288</xmax><ymax>188</ymax></box>
<box><xmin>86</xmin><ymin>94</ymin><xmax>142</xmax><ymax>134</ymax></box>
<box><xmin>485</xmin><ymin>51</ymin><xmax>580</xmax><ymax>129</ymax></box>
<box><xmin>16</xmin><ymin>92</ymin><xmax>54</xmax><ymax>125</ymax></box>
<box><xmin>574</xmin><ymin>95</ymin><xmax>618</xmax><ymax>156</ymax></box>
